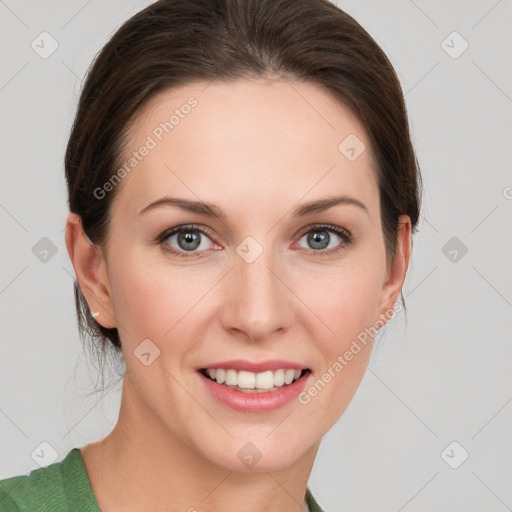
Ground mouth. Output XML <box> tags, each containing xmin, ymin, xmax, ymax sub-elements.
<box><xmin>198</xmin><ymin>367</ymin><xmax>312</xmax><ymax>394</ymax></box>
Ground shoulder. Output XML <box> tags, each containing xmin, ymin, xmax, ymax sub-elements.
<box><xmin>305</xmin><ymin>486</ymin><xmax>327</xmax><ymax>512</ymax></box>
<box><xmin>0</xmin><ymin>448</ymin><xmax>87</xmax><ymax>512</ymax></box>
<box><xmin>0</xmin><ymin>488</ymin><xmax>20</xmax><ymax>511</ymax></box>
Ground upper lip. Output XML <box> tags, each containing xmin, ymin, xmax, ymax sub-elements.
<box><xmin>197</xmin><ymin>359</ymin><xmax>309</xmax><ymax>373</ymax></box>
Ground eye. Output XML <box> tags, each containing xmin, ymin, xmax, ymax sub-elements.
<box><xmin>157</xmin><ymin>223</ymin><xmax>352</xmax><ymax>259</ymax></box>
<box><xmin>296</xmin><ymin>224</ymin><xmax>352</xmax><ymax>255</ymax></box>
<box><xmin>157</xmin><ymin>224</ymin><xmax>218</xmax><ymax>258</ymax></box>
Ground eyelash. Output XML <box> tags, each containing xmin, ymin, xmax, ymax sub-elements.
<box><xmin>156</xmin><ymin>223</ymin><xmax>353</xmax><ymax>259</ymax></box>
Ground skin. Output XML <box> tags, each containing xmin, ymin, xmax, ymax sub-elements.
<box><xmin>65</xmin><ymin>77</ymin><xmax>411</xmax><ymax>512</ymax></box>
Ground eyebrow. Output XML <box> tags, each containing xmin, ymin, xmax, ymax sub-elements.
<box><xmin>139</xmin><ymin>195</ymin><xmax>368</xmax><ymax>219</ymax></box>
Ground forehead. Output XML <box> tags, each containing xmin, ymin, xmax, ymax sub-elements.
<box><xmin>112</xmin><ymin>78</ymin><xmax>379</xmax><ymax>222</ymax></box>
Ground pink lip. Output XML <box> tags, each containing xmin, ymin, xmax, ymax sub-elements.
<box><xmin>197</xmin><ymin>359</ymin><xmax>308</xmax><ymax>372</ymax></box>
<box><xmin>198</xmin><ymin>369</ymin><xmax>311</xmax><ymax>413</ymax></box>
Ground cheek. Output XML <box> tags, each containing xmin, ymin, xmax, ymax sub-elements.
<box><xmin>295</xmin><ymin>264</ymin><xmax>383</xmax><ymax>428</ymax></box>
<box><xmin>107</xmin><ymin>251</ymin><xmax>220</xmax><ymax>347</ymax></box>
<box><xmin>107</xmin><ymin>252</ymin><xmax>179</xmax><ymax>341</ymax></box>
<box><xmin>305</xmin><ymin>260</ymin><xmax>384</xmax><ymax>344</ymax></box>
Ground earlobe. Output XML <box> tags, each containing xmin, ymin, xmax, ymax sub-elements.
<box><xmin>64</xmin><ymin>213</ymin><xmax>117</xmax><ymax>329</ymax></box>
<box><xmin>377</xmin><ymin>215</ymin><xmax>412</xmax><ymax>319</ymax></box>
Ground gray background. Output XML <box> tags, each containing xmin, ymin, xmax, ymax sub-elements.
<box><xmin>1</xmin><ymin>1</ymin><xmax>511</xmax><ymax>511</ymax></box>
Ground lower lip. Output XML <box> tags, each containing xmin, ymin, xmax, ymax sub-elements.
<box><xmin>198</xmin><ymin>370</ymin><xmax>310</xmax><ymax>413</ymax></box>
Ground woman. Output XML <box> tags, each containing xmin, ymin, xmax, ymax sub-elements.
<box><xmin>0</xmin><ymin>0</ymin><xmax>421</xmax><ymax>510</ymax></box>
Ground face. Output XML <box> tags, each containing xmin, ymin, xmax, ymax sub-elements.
<box><xmin>76</xmin><ymin>78</ymin><xmax>409</xmax><ymax>473</ymax></box>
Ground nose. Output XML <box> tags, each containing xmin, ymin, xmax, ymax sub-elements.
<box><xmin>221</xmin><ymin>247</ymin><xmax>294</xmax><ymax>343</ymax></box>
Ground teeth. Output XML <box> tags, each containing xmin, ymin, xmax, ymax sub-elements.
<box><xmin>205</xmin><ymin>368</ymin><xmax>305</xmax><ymax>390</ymax></box>
<box><xmin>226</xmin><ymin>369</ymin><xmax>237</xmax><ymax>386</ymax></box>
<box><xmin>274</xmin><ymin>369</ymin><xmax>285</xmax><ymax>387</ymax></box>
<box><xmin>284</xmin><ymin>369</ymin><xmax>295</xmax><ymax>385</ymax></box>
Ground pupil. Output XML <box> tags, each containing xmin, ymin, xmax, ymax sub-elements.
<box><xmin>309</xmin><ymin>230</ymin><xmax>329</xmax><ymax>250</ymax></box>
<box><xmin>179</xmin><ymin>231</ymin><xmax>200</xmax><ymax>250</ymax></box>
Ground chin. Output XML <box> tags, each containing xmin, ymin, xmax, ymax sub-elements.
<box><xmin>197</xmin><ymin>431</ymin><xmax>314</xmax><ymax>473</ymax></box>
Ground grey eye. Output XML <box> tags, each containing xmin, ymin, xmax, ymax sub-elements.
<box><xmin>298</xmin><ymin>228</ymin><xmax>343</xmax><ymax>251</ymax></box>
<box><xmin>166</xmin><ymin>228</ymin><xmax>213</xmax><ymax>253</ymax></box>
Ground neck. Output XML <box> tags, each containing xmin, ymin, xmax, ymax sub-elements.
<box><xmin>81</xmin><ymin>372</ymin><xmax>318</xmax><ymax>512</ymax></box>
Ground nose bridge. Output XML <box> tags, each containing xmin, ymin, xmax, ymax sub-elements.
<box><xmin>223</xmin><ymin>242</ymin><xmax>291</xmax><ymax>340</ymax></box>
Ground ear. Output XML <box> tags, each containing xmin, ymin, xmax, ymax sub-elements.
<box><xmin>64</xmin><ymin>213</ymin><xmax>117</xmax><ymax>329</ymax></box>
<box><xmin>376</xmin><ymin>215</ymin><xmax>412</xmax><ymax>320</ymax></box>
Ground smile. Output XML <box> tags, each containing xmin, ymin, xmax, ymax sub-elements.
<box><xmin>200</xmin><ymin>368</ymin><xmax>305</xmax><ymax>392</ymax></box>
<box><xmin>197</xmin><ymin>367</ymin><xmax>312</xmax><ymax>412</ymax></box>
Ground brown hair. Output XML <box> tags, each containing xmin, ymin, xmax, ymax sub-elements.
<box><xmin>65</xmin><ymin>0</ymin><xmax>422</xmax><ymax>376</ymax></box>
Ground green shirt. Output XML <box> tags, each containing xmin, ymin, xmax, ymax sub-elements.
<box><xmin>0</xmin><ymin>448</ymin><xmax>325</xmax><ymax>511</ymax></box>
